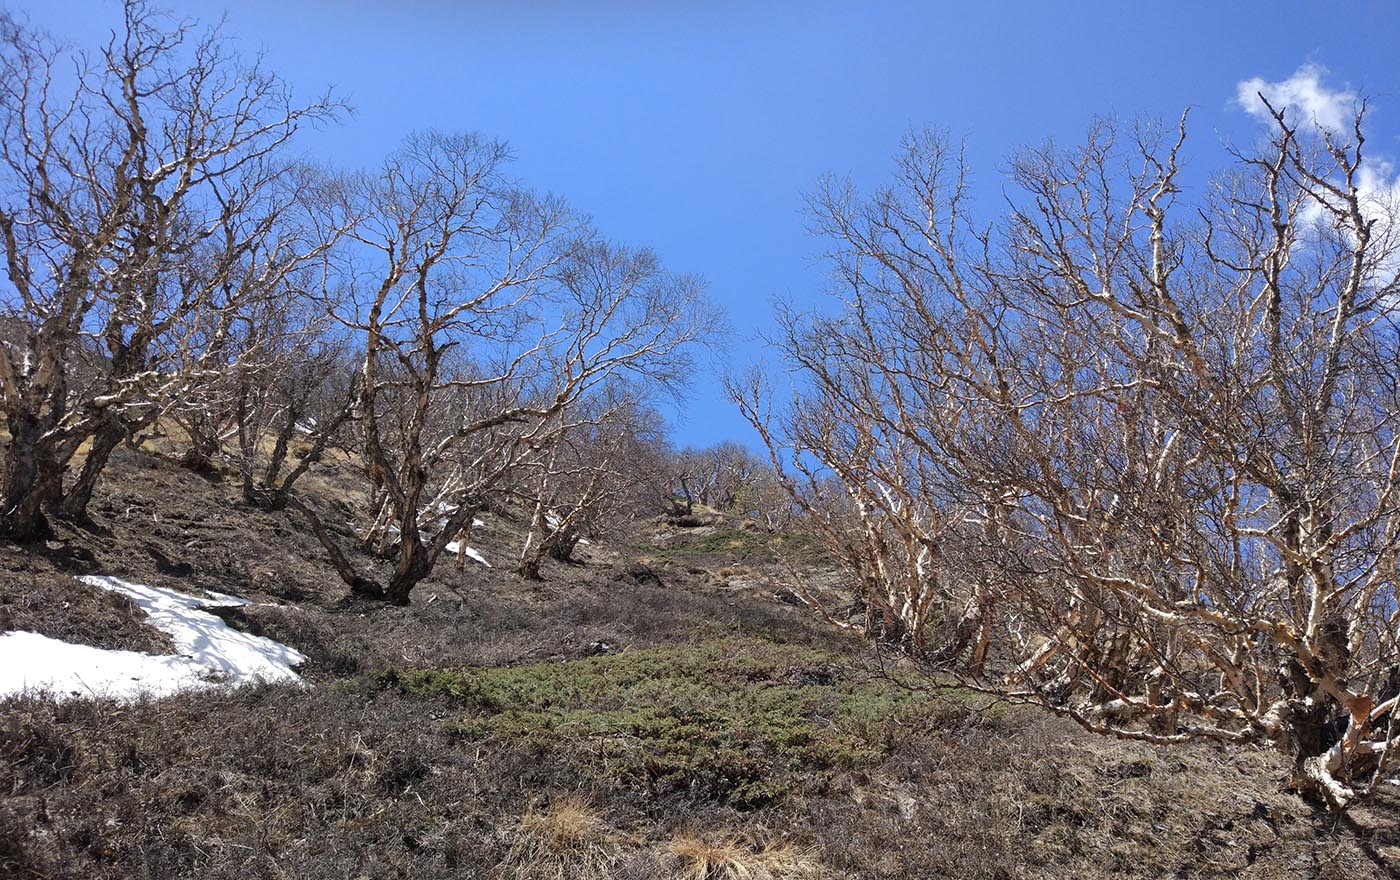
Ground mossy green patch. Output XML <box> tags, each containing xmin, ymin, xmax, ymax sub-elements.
<box><xmin>378</xmin><ymin>637</ymin><xmax>958</xmax><ymax>807</ymax></box>
<box><xmin>636</xmin><ymin>527</ymin><xmax>772</xmax><ymax>561</ymax></box>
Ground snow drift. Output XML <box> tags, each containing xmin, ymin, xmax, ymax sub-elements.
<box><xmin>0</xmin><ymin>575</ymin><xmax>305</xmax><ymax>701</ymax></box>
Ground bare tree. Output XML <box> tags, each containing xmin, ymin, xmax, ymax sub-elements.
<box><xmin>730</xmin><ymin>464</ymin><xmax>798</xmax><ymax>534</ymax></box>
<box><xmin>732</xmin><ymin>366</ymin><xmax>972</xmax><ymax>656</ymax></box>
<box><xmin>515</xmin><ymin>387</ymin><xmax>661</xmax><ymax>579</ymax></box>
<box><xmin>663</xmin><ymin>441</ymin><xmax>762</xmax><ymax>518</ymax></box>
<box><xmin>742</xmin><ymin>105</ymin><xmax>1400</xmax><ymax>809</ymax></box>
<box><xmin>231</xmin><ymin>329</ymin><xmax>358</xmax><ymax>508</ymax></box>
<box><xmin>287</xmin><ymin>134</ymin><xmax>716</xmax><ymax>603</ymax></box>
<box><xmin>0</xmin><ymin>1</ymin><xmax>340</xmax><ymax>538</ymax></box>
<box><xmin>621</xmin><ymin>421</ymin><xmax>684</xmax><ymax>519</ymax></box>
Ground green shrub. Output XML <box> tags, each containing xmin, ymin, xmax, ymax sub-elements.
<box><xmin>381</xmin><ymin>637</ymin><xmax>951</xmax><ymax>807</ymax></box>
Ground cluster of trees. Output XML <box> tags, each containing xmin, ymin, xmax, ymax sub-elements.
<box><xmin>0</xmin><ymin>2</ymin><xmax>718</xmax><ymax>603</ymax></box>
<box><xmin>13</xmin><ymin>0</ymin><xmax>1397</xmax><ymax>820</ymax></box>
<box><xmin>650</xmin><ymin>440</ymin><xmax>792</xmax><ymax>529</ymax></box>
<box><xmin>739</xmin><ymin>109</ymin><xmax>1400</xmax><ymax>808</ymax></box>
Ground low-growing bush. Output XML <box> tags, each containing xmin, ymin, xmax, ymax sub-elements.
<box><xmin>380</xmin><ymin>636</ymin><xmax>954</xmax><ymax>807</ymax></box>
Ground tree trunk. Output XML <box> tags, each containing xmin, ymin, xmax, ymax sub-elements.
<box><xmin>1288</xmin><ymin>702</ymin><xmax>1343</xmax><ymax>807</ymax></box>
<box><xmin>385</xmin><ymin>533</ymin><xmax>429</xmax><ymax>605</ymax></box>
<box><xmin>1275</xmin><ymin>647</ymin><xmax>1361</xmax><ymax>810</ymax></box>
<box><xmin>518</xmin><ymin>499</ymin><xmax>551</xmax><ymax>581</ymax></box>
<box><xmin>179</xmin><ymin>431</ymin><xmax>221</xmax><ymax>473</ymax></box>
<box><xmin>549</xmin><ymin>532</ymin><xmax>580</xmax><ymax>563</ymax></box>
<box><xmin>968</xmin><ymin>623</ymin><xmax>991</xmax><ymax>678</ymax></box>
<box><xmin>454</xmin><ymin>520</ymin><xmax>475</xmax><ymax>572</ymax></box>
<box><xmin>285</xmin><ymin>492</ymin><xmax>384</xmax><ymax>599</ymax></box>
<box><xmin>59</xmin><ymin>421</ymin><xmax>124</xmax><ymax>521</ymax></box>
<box><xmin>1</xmin><ymin>413</ymin><xmax>60</xmax><ymax>540</ymax></box>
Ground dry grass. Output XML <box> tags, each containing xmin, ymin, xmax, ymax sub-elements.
<box><xmin>0</xmin><ymin>553</ymin><xmax>173</xmax><ymax>654</ymax></box>
<box><xmin>518</xmin><ymin>795</ymin><xmax>609</xmax><ymax>850</ymax></box>
<box><xmin>664</xmin><ymin>832</ymin><xmax>826</xmax><ymax>880</ymax></box>
<box><xmin>498</xmin><ymin>794</ymin><xmax>621</xmax><ymax>879</ymax></box>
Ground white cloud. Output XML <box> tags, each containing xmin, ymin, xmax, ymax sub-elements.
<box><xmin>1235</xmin><ymin>65</ymin><xmax>1400</xmax><ymax>279</ymax></box>
<box><xmin>1235</xmin><ymin>63</ymin><xmax>1357</xmax><ymax>134</ymax></box>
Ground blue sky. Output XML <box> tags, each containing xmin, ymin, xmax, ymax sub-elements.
<box><xmin>28</xmin><ymin>1</ymin><xmax>1400</xmax><ymax>448</ymax></box>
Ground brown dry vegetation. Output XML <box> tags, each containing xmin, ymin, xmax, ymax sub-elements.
<box><xmin>1</xmin><ymin>443</ymin><xmax>1399</xmax><ymax>878</ymax></box>
<box><xmin>0</xmin><ymin>555</ymin><xmax>172</xmax><ymax>655</ymax></box>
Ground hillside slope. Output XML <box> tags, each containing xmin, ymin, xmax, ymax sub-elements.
<box><xmin>1</xmin><ymin>443</ymin><xmax>1397</xmax><ymax>879</ymax></box>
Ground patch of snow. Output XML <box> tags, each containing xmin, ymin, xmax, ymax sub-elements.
<box><xmin>0</xmin><ymin>632</ymin><xmax>214</xmax><ymax>701</ymax></box>
<box><xmin>542</xmin><ymin>511</ymin><xmax>591</xmax><ymax>545</ymax></box>
<box><xmin>0</xmin><ymin>576</ymin><xmax>305</xmax><ymax>702</ymax></box>
<box><xmin>398</xmin><ymin>517</ymin><xmax>485</xmax><ymax>537</ymax></box>
<box><xmin>445</xmin><ymin>541</ymin><xmax>491</xmax><ymax>567</ymax></box>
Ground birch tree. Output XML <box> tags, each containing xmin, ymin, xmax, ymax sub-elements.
<box><xmin>515</xmin><ymin>388</ymin><xmax>660</xmax><ymax>579</ymax></box>
<box><xmin>743</xmin><ymin>106</ymin><xmax>1400</xmax><ymax>809</ymax></box>
<box><xmin>290</xmin><ymin>134</ymin><xmax>715</xmax><ymax>603</ymax></box>
<box><xmin>0</xmin><ymin>1</ymin><xmax>339</xmax><ymax>538</ymax></box>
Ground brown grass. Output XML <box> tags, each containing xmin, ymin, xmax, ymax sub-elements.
<box><xmin>499</xmin><ymin>795</ymin><xmax>622</xmax><ymax>879</ymax></box>
<box><xmin>0</xmin><ymin>553</ymin><xmax>173</xmax><ymax>654</ymax></box>
<box><xmin>518</xmin><ymin>794</ymin><xmax>608</xmax><ymax>849</ymax></box>
<box><xmin>664</xmin><ymin>832</ymin><xmax>825</xmax><ymax>880</ymax></box>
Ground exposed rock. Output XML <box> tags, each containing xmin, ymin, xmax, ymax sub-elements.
<box><xmin>773</xmin><ymin>587</ymin><xmax>805</xmax><ymax>607</ymax></box>
<box><xmin>615</xmin><ymin>561</ymin><xmax>663</xmax><ymax>588</ymax></box>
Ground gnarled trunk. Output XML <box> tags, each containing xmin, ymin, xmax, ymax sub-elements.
<box><xmin>1</xmin><ymin>412</ymin><xmax>61</xmax><ymax>541</ymax></box>
<box><xmin>59</xmin><ymin>420</ymin><xmax>125</xmax><ymax>521</ymax></box>
<box><xmin>385</xmin><ymin>532</ymin><xmax>429</xmax><ymax>605</ymax></box>
<box><xmin>549</xmin><ymin>531</ymin><xmax>581</xmax><ymax>563</ymax></box>
<box><xmin>285</xmin><ymin>492</ymin><xmax>383</xmax><ymax>600</ymax></box>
